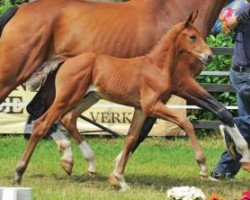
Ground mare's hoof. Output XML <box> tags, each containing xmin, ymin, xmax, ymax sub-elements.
<box><xmin>60</xmin><ymin>160</ymin><xmax>73</xmax><ymax>175</ymax></box>
<box><xmin>107</xmin><ymin>174</ymin><xmax>120</xmax><ymax>188</ymax></box>
<box><xmin>241</xmin><ymin>162</ymin><xmax>250</xmax><ymax>172</ymax></box>
<box><xmin>88</xmin><ymin>171</ymin><xmax>97</xmax><ymax>178</ymax></box>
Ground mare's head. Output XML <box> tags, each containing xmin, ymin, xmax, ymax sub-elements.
<box><xmin>175</xmin><ymin>11</ymin><xmax>213</xmax><ymax>65</ymax></box>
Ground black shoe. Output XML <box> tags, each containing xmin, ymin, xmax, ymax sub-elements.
<box><xmin>209</xmin><ymin>169</ymin><xmax>238</xmax><ymax>182</ymax></box>
<box><xmin>219</xmin><ymin>125</ymin><xmax>239</xmax><ymax>159</ymax></box>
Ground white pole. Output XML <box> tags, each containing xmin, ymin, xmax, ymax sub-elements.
<box><xmin>0</xmin><ymin>187</ymin><xmax>32</xmax><ymax>200</ymax></box>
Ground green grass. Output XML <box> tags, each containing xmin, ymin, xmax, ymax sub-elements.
<box><xmin>0</xmin><ymin>136</ymin><xmax>249</xmax><ymax>199</ymax></box>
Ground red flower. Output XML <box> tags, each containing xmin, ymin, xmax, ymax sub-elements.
<box><xmin>240</xmin><ymin>191</ymin><xmax>250</xmax><ymax>200</ymax></box>
<box><xmin>208</xmin><ymin>193</ymin><xmax>225</xmax><ymax>200</ymax></box>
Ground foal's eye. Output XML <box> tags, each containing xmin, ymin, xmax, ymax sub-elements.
<box><xmin>189</xmin><ymin>35</ymin><xmax>197</xmax><ymax>41</ymax></box>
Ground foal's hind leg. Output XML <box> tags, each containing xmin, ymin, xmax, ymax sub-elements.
<box><xmin>108</xmin><ymin>108</ymin><xmax>146</xmax><ymax>191</ymax></box>
<box><xmin>27</xmin><ymin>72</ymin><xmax>75</xmax><ymax>175</ymax></box>
<box><xmin>60</xmin><ymin>93</ymin><xmax>99</xmax><ymax>176</ymax></box>
<box><xmin>15</xmin><ymin>62</ymin><xmax>95</xmax><ymax>183</ymax></box>
<box><xmin>14</xmin><ymin>102</ymin><xmax>73</xmax><ymax>184</ymax></box>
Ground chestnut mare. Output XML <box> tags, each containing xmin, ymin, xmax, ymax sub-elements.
<box><xmin>0</xmin><ymin>0</ymin><xmax>249</xmax><ymax>184</ymax></box>
<box><xmin>21</xmin><ymin>12</ymin><xmax>213</xmax><ymax>190</ymax></box>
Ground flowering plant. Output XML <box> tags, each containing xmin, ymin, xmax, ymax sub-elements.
<box><xmin>240</xmin><ymin>190</ymin><xmax>250</xmax><ymax>200</ymax></box>
<box><xmin>166</xmin><ymin>186</ymin><xmax>206</xmax><ymax>200</ymax></box>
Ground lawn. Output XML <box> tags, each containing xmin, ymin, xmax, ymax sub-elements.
<box><xmin>0</xmin><ymin>135</ymin><xmax>249</xmax><ymax>200</ymax></box>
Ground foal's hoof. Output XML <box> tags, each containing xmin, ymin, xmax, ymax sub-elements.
<box><xmin>108</xmin><ymin>173</ymin><xmax>131</xmax><ymax>192</ymax></box>
<box><xmin>88</xmin><ymin>171</ymin><xmax>97</xmax><ymax>178</ymax></box>
<box><xmin>199</xmin><ymin>174</ymin><xmax>208</xmax><ymax>180</ymax></box>
<box><xmin>241</xmin><ymin>162</ymin><xmax>250</xmax><ymax>172</ymax></box>
<box><xmin>60</xmin><ymin>160</ymin><xmax>73</xmax><ymax>175</ymax></box>
<box><xmin>107</xmin><ymin>174</ymin><xmax>120</xmax><ymax>188</ymax></box>
<box><xmin>199</xmin><ymin>172</ymin><xmax>208</xmax><ymax>180</ymax></box>
<box><xmin>120</xmin><ymin>184</ymin><xmax>131</xmax><ymax>192</ymax></box>
<box><xmin>13</xmin><ymin>172</ymin><xmax>22</xmax><ymax>185</ymax></box>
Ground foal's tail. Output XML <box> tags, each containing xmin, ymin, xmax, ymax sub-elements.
<box><xmin>0</xmin><ymin>6</ymin><xmax>19</xmax><ymax>37</ymax></box>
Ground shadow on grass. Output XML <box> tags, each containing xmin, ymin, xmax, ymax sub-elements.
<box><xmin>26</xmin><ymin>172</ymin><xmax>250</xmax><ymax>191</ymax></box>
<box><xmin>126</xmin><ymin>173</ymin><xmax>250</xmax><ymax>188</ymax></box>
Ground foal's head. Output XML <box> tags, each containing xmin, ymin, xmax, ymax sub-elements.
<box><xmin>175</xmin><ymin>11</ymin><xmax>213</xmax><ymax>65</ymax></box>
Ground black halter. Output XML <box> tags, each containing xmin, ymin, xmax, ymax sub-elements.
<box><xmin>10</xmin><ymin>0</ymin><xmax>29</xmax><ymax>5</ymax></box>
<box><xmin>0</xmin><ymin>6</ymin><xmax>18</xmax><ymax>37</ymax></box>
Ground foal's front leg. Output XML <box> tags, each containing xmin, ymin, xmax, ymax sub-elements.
<box><xmin>108</xmin><ymin>108</ymin><xmax>146</xmax><ymax>191</ymax></box>
<box><xmin>149</xmin><ymin>102</ymin><xmax>208</xmax><ymax>179</ymax></box>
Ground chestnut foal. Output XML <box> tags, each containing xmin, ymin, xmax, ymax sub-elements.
<box><xmin>15</xmin><ymin>12</ymin><xmax>212</xmax><ymax>190</ymax></box>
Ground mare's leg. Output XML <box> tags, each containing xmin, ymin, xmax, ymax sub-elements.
<box><xmin>131</xmin><ymin>117</ymin><xmax>156</xmax><ymax>153</ymax></box>
<box><xmin>108</xmin><ymin>108</ymin><xmax>146</xmax><ymax>191</ymax></box>
<box><xmin>149</xmin><ymin>102</ymin><xmax>208</xmax><ymax>178</ymax></box>
<box><xmin>60</xmin><ymin>93</ymin><xmax>100</xmax><ymax>175</ymax></box>
<box><xmin>50</xmin><ymin>126</ymin><xmax>74</xmax><ymax>175</ymax></box>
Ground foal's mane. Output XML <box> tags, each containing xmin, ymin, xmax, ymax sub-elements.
<box><xmin>148</xmin><ymin>22</ymin><xmax>187</xmax><ymax>56</ymax></box>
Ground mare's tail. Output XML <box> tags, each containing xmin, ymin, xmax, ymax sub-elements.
<box><xmin>0</xmin><ymin>6</ymin><xmax>19</xmax><ymax>37</ymax></box>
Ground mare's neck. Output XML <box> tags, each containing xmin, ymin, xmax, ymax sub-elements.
<box><xmin>131</xmin><ymin>0</ymin><xmax>226</xmax><ymax>38</ymax></box>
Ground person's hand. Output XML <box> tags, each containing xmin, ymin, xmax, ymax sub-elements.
<box><xmin>237</xmin><ymin>12</ymin><xmax>250</xmax><ymax>24</ymax></box>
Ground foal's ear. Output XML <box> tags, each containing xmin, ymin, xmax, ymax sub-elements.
<box><xmin>184</xmin><ymin>10</ymin><xmax>198</xmax><ymax>27</ymax></box>
<box><xmin>191</xmin><ymin>10</ymin><xmax>198</xmax><ymax>24</ymax></box>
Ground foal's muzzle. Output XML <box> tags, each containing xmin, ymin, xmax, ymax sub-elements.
<box><xmin>199</xmin><ymin>52</ymin><xmax>213</xmax><ymax>64</ymax></box>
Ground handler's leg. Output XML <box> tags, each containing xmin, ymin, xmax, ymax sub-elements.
<box><xmin>211</xmin><ymin>69</ymin><xmax>250</xmax><ymax>180</ymax></box>
<box><xmin>210</xmin><ymin>117</ymin><xmax>250</xmax><ymax>181</ymax></box>
<box><xmin>224</xmin><ymin>70</ymin><xmax>250</xmax><ymax>169</ymax></box>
